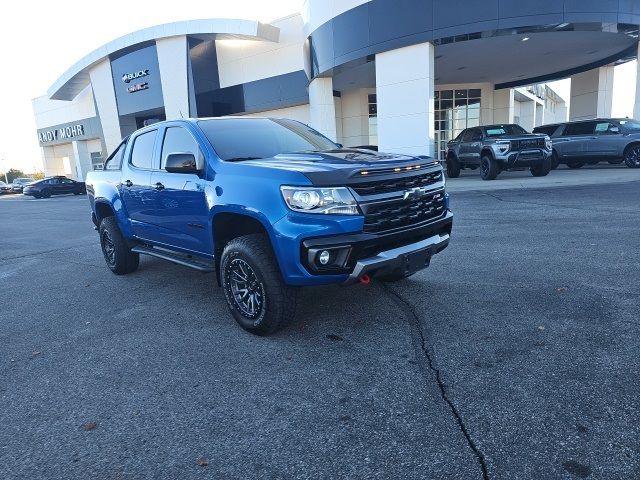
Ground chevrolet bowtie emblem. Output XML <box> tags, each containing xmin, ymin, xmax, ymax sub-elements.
<box><xmin>403</xmin><ymin>186</ymin><xmax>428</xmax><ymax>201</ymax></box>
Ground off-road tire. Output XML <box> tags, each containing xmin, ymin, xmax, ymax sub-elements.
<box><xmin>220</xmin><ymin>234</ymin><xmax>298</xmax><ymax>335</ymax></box>
<box><xmin>480</xmin><ymin>155</ymin><xmax>500</xmax><ymax>180</ymax></box>
<box><xmin>99</xmin><ymin>216</ymin><xmax>139</xmax><ymax>275</ymax></box>
<box><xmin>530</xmin><ymin>156</ymin><xmax>552</xmax><ymax>177</ymax></box>
<box><xmin>446</xmin><ymin>156</ymin><xmax>461</xmax><ymax>178</ymax></box>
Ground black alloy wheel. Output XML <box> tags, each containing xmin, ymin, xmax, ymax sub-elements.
<box><xmin>624</xmin><ymin>144</ymin><xmax>640</xmax><ymax>168</ymax></box>
<box><xmin>226</xmin><ymin>258</ymin><xmax>265</xmax><ymax>320</ymax></box>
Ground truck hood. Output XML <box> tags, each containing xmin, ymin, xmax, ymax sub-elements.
<box><xmin>238</xmin><ymin>149</ymin><xmax>439</xmax><ymax>185</ymax></box>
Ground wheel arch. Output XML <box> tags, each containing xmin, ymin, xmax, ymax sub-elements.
<box><xmin>212</xmin><ymin>211</ymin><xmax>278</xmax><ymax>285</ymax></box>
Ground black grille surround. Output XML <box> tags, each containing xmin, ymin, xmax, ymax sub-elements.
<box><xmin>360</xmin><ymin>189</ymin><xmax>446</xmax><ymax>233</ymax></box>
<box><xmin>347</xmin><ymin>166</ymin><xmax>448</xmax><ymax>235</ymax></box>
<box><xmin>511</xmin><ymin>138</ymin><xmax>546</xmax><ymax>150</ymax></box>
<box><xmin>351</xmin><ymin>170</ymin><xmax>442</xmax><ymax>196</ymax></box>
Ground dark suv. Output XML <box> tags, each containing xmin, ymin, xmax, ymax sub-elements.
<box><xmin>446</xmin><ymin>124</ymin><xmax>552</xmax><ymax>180</ymax></box>
<box><xmin>533</xmin><ymin>118</ymin><xmax>640</xmax><ymax>169</ymax></box>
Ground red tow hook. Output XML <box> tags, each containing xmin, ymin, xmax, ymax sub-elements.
<box><xmin>359</xmin><ymin>274</ymin><xmax>371</xmax><ymax>285</ymax></box>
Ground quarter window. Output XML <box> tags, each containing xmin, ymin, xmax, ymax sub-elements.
<box><xmin>161</xmin><ymin>127</ymin><xmax>203</xmax><ymax>169</ymax></box>
<box><xmin>130</xmin><ymin>131</ymin><xmax>157</xmax><ymax>169</ymax></box>
<box><xmin>104</xmin><ymin>141</ymin><xmax>126</xmax><ymax>171</ymax></box>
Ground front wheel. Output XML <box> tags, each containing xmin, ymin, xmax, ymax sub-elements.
<box><xmin>624</xmin><ymin>144</ymin><xmax>640</xmax><ymax>168</ymax></box>
<box><xmin>480</xmin><ymin>155</ymin><xmax>500</xmax><ymax>180</ymax></box>
<box><xmin>40</xmin><ymin>189</ymin><xmax>52</xmax><ymax>198</ymax></box>
<box><xmin>530</xmin><ymin>156</ymin><xmax>552</xmax><ymax>177</ymax></box>
<box><xmin>550</xmin><ymin>151</ymin><xmax>560</xmax><ymax>170</ymax></box>
<box><xmin>220</xmin><ymin>234</ymin><xmax>298</xmax><ymax>335</ymax></box>
<box><xmin>99</xmin><ymin>216</ymin><xmax>139</xmax><ymax>275</ymax></box>
<box><xmin>446</xmin><ymin>156</ymin><xmax>461</xmax><ymax>178</ymax></box>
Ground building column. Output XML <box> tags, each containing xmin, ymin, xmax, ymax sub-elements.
<box><xmin>157</xmin><ymin>35</ymin><xmax>190</xmax><ymax>120</ymax></box>
<box><xmin>569</xmin><ymin>66</ymin><xmax>614</xmax><ymax>120</ymax></box>
<box><xmin>493</xmin><ymin>88</ymin><xmax>515</xmax><ymax>124</ymax></box>
<box><xmin>634</xmin><ymin>43</ymin><xmax>640</xmax><ymax>120</ymax></box>
<box><xmin>519</xmin><ymin>100</ymin><xmax>537</xmax><ymax>132</ymax></box>
<box><xmin>89</xmin><ymin>60</ymin><xmax>122</xmax><ymax>155</ymax></box>
<box><xmin>309</xmin><ymin>77</ymin><xmax>338</xmax><ymax>141</ymax></box>
<box><xmin>375</xmin><ymin>41</ymin><xmax>434</xmax><ymax>156</ymax></box>
<box><xmin>535</xmin><ymin>104</ymin><xmax>544</xmax><ymax>127</ymax></box>
<box><xmin>72</xmin><ymin>141</ymin><xmax>92</xmax><ymax>181</ymax></box>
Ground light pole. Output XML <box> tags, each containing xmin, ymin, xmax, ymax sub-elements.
<box><xmin>0</xmin><ymin>158</ymin><xmax>7</xmax><ymax>183</ymax></box>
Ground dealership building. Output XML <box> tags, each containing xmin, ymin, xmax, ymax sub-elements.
<box><xmin>32</xmin><ymin>0</ymin><xmax>640</xmax><ymax>180</ymax></box>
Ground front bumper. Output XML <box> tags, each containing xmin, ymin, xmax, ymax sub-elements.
<box><xmin>499</xmin><ymin>149</ymin><xmax>550</xmax><ymax>167</ymax></box>
<box><xmin>344</xmin><ymin>231</ymin><xmax>450</xmax><ymax>284</ymax></box>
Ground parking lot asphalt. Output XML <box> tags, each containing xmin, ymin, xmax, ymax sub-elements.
<box><xmin>1</xmin><ymin>172</ymin><xmax>639</xmax><ymax>479</ymax></box>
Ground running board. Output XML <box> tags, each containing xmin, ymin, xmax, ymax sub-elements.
<box><xmin>131</xmin><ymin>245</ymin><xmax>215</xmax><ymax>272</ymax></box>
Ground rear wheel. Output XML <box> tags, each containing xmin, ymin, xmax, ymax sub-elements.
<box><xmin>480</xmin><ymin>155</ymin><xmax>500</xmax><ymax>180</ymax></box>
<box><xmin>99</xmin><ymin>216</ymin><xmax>139</xmax><ymax>275</ymax></box>
<box><xmin>567</xmin><ymin>161</ymin><xmax>584</xmax><ymax>169</ymax></box>
<box><xmin>446</xmin><ymin>155</ymin><xmax>461</xmax><ymax>178</ymax></box>
<box><xmin>623</xmin><ymin>144</ymin><xmax>640</xmax><ymax>168</ymax></box>
<box><xmin>530</xmin><ymin>156</ymin><xmax>552</xmax><ymax>177</ymax></box>
<box><xmin>220</xmin><ymin>234</ymin><xmax>298</xmax><ymax>335</ymax></box>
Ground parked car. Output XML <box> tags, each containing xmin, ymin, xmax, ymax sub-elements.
<box><xmin>0</xmin><ymin>181</ymin><xmax>12</xmax><ymax>194</ymax></box>
<box><xmin>11</xmin><ymin>177</ymin><xmax>35</xmax><ymax>193</ymax></box>
<box><xmin>445</xmin><ymin>124</ymin><xmax>553</xmax><ymax>180</ymax></box>
<box><xmin>86</xmin><ymin>117</ymin><xmax>453</xmax><ymax>335</ymax></box>
<box><xmin>22</xmin><ymin>176</ymin><xmax>86</xmax><ymax>198</ymax></box>
<box><xmin>533</xmin><ymin>118</ymin><xmax>640</xmax><ymax>169</ymax></box>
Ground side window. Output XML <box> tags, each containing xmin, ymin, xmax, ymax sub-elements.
<box><xmin>470</xmin><ymin>128</ymin><xmax>482</xmax><ymax>141</ymax></box>
<box><xmin>160</xmin><ymin>127</ymin><xmax>203</xmax><ymax>169</ymax></box>
<box><xmin>104</xmin><ymin>141</ymin><xmax>126</xmax><ymax>171</ymax></box>
<box><xmin>563</xmin><ymin>122</ymin><xmax>596</xmax><ymax>136</ymax></box>
<box><xmin>461</xmin><ymin>129</ymin><xmax>474</xmax><ymax>142</ymax></box>
<box><xmin>130</xmin><ymin>131</ymin><xmax>157</xmax><ymax>169</ymax></box>
<box><xmin>61</xmin><ymin>179</ymin><xmax>73</xmax><ymax>184</ymax></box>
<box><xmin>594</xmin><ymin>121</ymin><xmax>617</xmax><ymax>134</ymax></box>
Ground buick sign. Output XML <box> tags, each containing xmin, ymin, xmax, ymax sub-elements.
<box><xmin>122</xmin><ymin>69</ymin><xmax>150</xmax><ymax>83</ymax></box>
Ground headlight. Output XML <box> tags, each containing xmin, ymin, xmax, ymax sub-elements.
<box><xmin>545</xmin><ymin>137</ymin><xmax>552</xmax><ymax>150</ymax></box>
<box><xmin>493</xmin><ymin>141</ymin><xmax>511</xmax><ymax>154</ymax></box>
<box><xmin>280</xmin><ymin>186</ymin><xmax>360</xmax><ymax>215</ymax></box>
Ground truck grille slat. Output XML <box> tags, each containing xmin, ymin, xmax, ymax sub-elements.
<box><xmin>362</xmin><ymin>191</ymin><xmax>446</xmax><ymax>233</ymax></box>
<box><xmin>351</xmin><ymin>171</ymin><xmax>442</xmax><ymax>196</ymax></box>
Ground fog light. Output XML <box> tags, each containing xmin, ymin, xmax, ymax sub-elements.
<box><xmin>318</xmin><ymin>250</ymin><xmax>331</xmax><ymax>265</ymax></box>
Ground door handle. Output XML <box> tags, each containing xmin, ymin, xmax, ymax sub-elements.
<box><xmin>124</xmin><ymin>180</ymin><xmax>133</xmax><ymax>187</ymax></box>
<box><xmin>154</xmin><ymin>182</ymin><xmax>165</xmax><ymax>191</ymax></box>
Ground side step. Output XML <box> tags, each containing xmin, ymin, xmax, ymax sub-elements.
<box><xmin>131</xmin><ymin>245</ymin><xmax>215</xmax><ymax>272</ymax></box>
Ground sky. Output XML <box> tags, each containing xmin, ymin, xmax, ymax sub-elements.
<box><xmin>0</xmin><ymin>1</ymin><xmax>637</xmax><ymax>174</ymax></box>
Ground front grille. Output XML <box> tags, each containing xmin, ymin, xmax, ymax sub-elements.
<box><xmin>351</xmin><ymin>171</ymin><xmax>442</xmax><ymax>196</ymax></box>
<box><xmin>511</xmin><ymin>138</ymin><xmax>545</xmax><ymax>150</ymax></box>
<box><xmin>363</xmin><ymin>190</ymin><xmax>446</xmax><ymax>233</ymax></box>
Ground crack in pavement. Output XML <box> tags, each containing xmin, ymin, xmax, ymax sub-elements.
<box><xmin>382</xmin><ymin>283</ymin><xmax>490</xmax><ymax>480</ymax></box>
<box><xmin>0</xmin><ymin>242</ymin><xmax>96</xmax><ymax>262</ymax></box>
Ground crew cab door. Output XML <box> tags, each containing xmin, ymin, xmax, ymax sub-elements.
<box><xmin>119</xmin><ymin>128</ymin><xmax>158</xmax><ymax>239</ymax></box>
<box><xmin>147</xmin><ymin>124</ymin><xmax>211</xmax><ymax>255</ymax></box>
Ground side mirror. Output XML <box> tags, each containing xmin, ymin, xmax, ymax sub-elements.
<box><xmin>165</xmin><ymin>153</ymin><xmax>200</xmax><ymax>174</ymax></box>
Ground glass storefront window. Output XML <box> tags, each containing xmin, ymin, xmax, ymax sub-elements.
<box><xmin>434</xmin><ymin>88</ymin><xmax>482</xmax><ymax>160</ymax></box>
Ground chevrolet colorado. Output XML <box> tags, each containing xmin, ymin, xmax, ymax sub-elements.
<box><xmin>86</xmin><ymin>118</ymin><xmax>453</xmax><ymax>335</ymax></box>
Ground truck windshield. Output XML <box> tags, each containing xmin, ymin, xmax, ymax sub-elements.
<box><xmin>198</xmin><ymin>118</ymin><xmax>339</xmax><ymax>161</ymax></box>
<box><xmin>484</xmin><ymin>125</ymin><xmax>528</xmax><ymax>137</ymax></box>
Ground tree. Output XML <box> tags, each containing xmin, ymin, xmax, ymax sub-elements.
<box><xmin>4</xmin><ymin>169</ymin><xmax>25</xmax><ymax>183</ymax></box>
<box><xmin>31</xmin><ymin>171</ymin><xmax>45</xmax><ymax>180</ymax></box>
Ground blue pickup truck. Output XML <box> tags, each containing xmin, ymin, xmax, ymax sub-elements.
<box><xmin>86</xmin><ymin>118</ymin><xmax>453</xmax><ymax>335</ymax></box>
